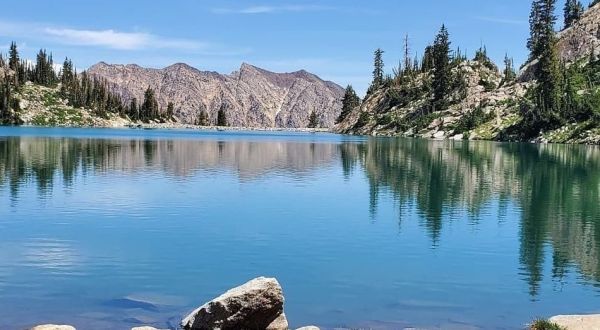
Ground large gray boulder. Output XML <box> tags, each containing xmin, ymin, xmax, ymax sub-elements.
<box><xmin>181</xmin><ymin>277</ymin><xmax>288</xmax><ymax>330</ymax></box>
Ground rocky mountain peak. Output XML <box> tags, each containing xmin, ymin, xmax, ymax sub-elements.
<box><xmin>87</xmin><ymin>62</ymin><xmax>343</xmax><ymax>128</ymax></box>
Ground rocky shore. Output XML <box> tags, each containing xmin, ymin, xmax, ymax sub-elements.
<box><xmin>27</xmin><ymin>277</ymin><xmax>600</xmax><ymax>330</ymax></box>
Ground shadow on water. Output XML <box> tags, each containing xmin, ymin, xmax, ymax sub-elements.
<box><xmin>1</xmin><ymin>134</ymin><xmax>599</xmax><ymax>301</ymax></box>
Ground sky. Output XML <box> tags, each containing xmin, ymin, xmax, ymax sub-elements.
<box><xmin>0</xmin><ymin>0</ymin><xmax>587</xmax><ymax>95</ymax></box>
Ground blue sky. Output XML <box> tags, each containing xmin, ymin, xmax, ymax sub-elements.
<box><xmin>0</xmin><ymin>0</ymin><xmax>586</xmax><ymax>94</ymax></box>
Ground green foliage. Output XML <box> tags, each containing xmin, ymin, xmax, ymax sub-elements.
<box><xmin>217</xmin><ymin>104</ymin><xmax>228</xmax><ymax>126</ymax></box>
<box><xmin>503</xmin><ymin>54</ymin><xmax>517</xmax><ymax>84</ymax></box>
<box><xmin>529</xmin><ymin>319</ymin><xmax>566</xmax><ymax>330</ymax></box>
<box><xmin>308</xmin><ymin>110</ymin><xmax>319</xmax><ymax>128</ymax></box>
<box><xmin>479</xmin><ymin>77</ymin><xmax>497</xmax><ymax>92</ymax></box>
<box><xmin>524</xmin><ymin>0</ymin><xmax>563</xmax><ymax>133</ymax></box>
<box><xmin>196</xmin><ymin>109</ymin><xmax>209</xmax><ymax>126</ymax></box>
<box><xmin>370</xmin><ymin>48</ymin><xmax>385</xmax><ymax>92</ymax></box>
<box><xmin>141</xmin><ymin>87</ymin><xmax>160</xmax><ymax>122</ymax></box>
<box><xmin>166</xmin><ymin>102</ymin><xmax>174</xmax><ymax>120</ymax></box>
<box><xmin>564</xmin><ymin>0</ymin><xmax>584</xmax><ymax>29</ymax></box>
<box><xmin>355</xmin><ymin>111</ymin><xmax>370</xmax><ymax>128</ymax></box>
<box><xmin>33</xmin><ymin>49</ymin><xmax>57</xmax><ymax>87</ymax></box>
<box><xmin>396</xmin><ymin>112</ymin><xmax>442</xmax><ymax>133</ymax></box>
<box><xmin>432</xmin><ymin>25</ymin><xmax>451</xmax><ymax>112</ymax></box>
<box><xmin>451</xmin><ymin>106</ymin><xmax>495</xmax><ymax>134</ymax></box>
<box><xmin>473</xmin><ymin>46</ymin><xmax>498</xmax><ymax>71</ymax></box>
<box><xmin>337</xmin><ymin>85</ymin><xmax>361</xmax><ymax>123</ymax></box>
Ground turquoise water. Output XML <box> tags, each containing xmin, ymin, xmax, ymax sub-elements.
<box><xmin>0</xmin><ymin>126</ymin><xmax>599</xmax><ymax>330</ymax></box>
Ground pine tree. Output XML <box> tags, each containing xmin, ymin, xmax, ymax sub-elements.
<box><xmin>421</xmin><ymin>45</ymin><xmax>435</xmax><ymax>72</ymax></box>
<box><xmin>166</xmin><ymin>102</ymin><xmax>175</xmax><ymax>120</ymax></box>
<box><xmin>503</xmin><ymin>54</ymin><xmax>517</xmax><ymax>83</ymax></box>
<box><xmin>528</xmin><ymin>0</ymin><xmax>545</xmax><ymax>58</ymax></box>
<box><xmin>432</xmin><ymin>24</ymin><xmax>451</xmax><ymax>111</ymax></box>
<box><xmin>129</xmin><ymin>98</ymin><xmax>139</xmax><ymax>121</ymax></box>
<box><xmin>217</xmin><ymin>104</ymin><xmax>228</xmax><ymax>126</ymax></box>
<box><xmin>337</xmin><ymin>85</ymin><xmax>361</xmax><ymax>123</ymax></box>
<box><xmin>8</xmin><ymin>42</ymin><xmax>19</xmax><ymax>72</ymax></box>
<box><xmin>526</xmin><ymin>0</ymin><xmax>562</xmax><ymax>130</ymax></box>
<box><xmin>141</xmin><ymin>87</ymin><xmax>159</xmax><ymax>122</ymax></box>
<box><xmin>8</xmin><ymin>42</ymin><xmax>20</xmax><ymax>86</ymax></box>
<box><xmin>308</xmin><ymin>110</ymin><xmax>319</xmax><ymax>128</ymax></box>
<box><xmin>196</xmin><ymin>109</ymin><xmax>209</xmax><ymax>126</ymax></box>
<box><xmin>372</xmin><ymin>48</ymin><xmax>385</xmax><ymax>89</ymax></box>
<box><xmin>564</xmin><ymin>0</ymin><xmax>584</xmax><ymax>29</ymax></box>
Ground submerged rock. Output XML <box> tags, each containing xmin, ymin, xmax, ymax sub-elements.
<box><xmin>295</xmin><ymin>327</ymin><xmax>320</xmax><ymax>330</ymax></box>
<box><xmin>181</xmin><ymin>277</ymin><xmax>287</xmax><ymax>330</ymax></box>
<box><xmin>30</xmin><ymin>325</ymin><xmax>76</xmax><ymax>330</ymax></box>
<box><xmin>549</xmin><ymin>314</ymin><xmax>600</xmax><ymax>330</ymax></box>
<box><xmin>131</xmin><ymin>327</ymin><xmax>167</xmax><ymax>330</ymax></box>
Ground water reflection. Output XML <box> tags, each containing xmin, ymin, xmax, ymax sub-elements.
<box><xmin>1</xmin><ymin>135</ymin><xmax>599</xmax><ymax>300</ymax></box>
<box><xmin>341</xmin><ymin>139</ymin><xmax>600</xmax><ymax>296</ymax></box>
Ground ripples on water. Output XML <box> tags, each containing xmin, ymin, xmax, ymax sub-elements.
<box><xmin>0</xmin><ymin>127</ymin><xmax>599</xmax><ymax>329</ymax></box>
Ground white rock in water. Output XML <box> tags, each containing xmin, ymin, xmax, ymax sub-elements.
<box><xmin>31</xmin><ymin>325</ymin><xmax>76</xmax><ymax>330</ymax></box>
<box><xmin>296</xmin><ymin>326</ymin><xmax>321</xmax><ymax>330</ymax></box>
<box><xmin>549</xmin><ymin>314</ymin><xmax>600</xmax><ymax>330</ymax></box>
<box><xmin>181</xmin><ymin>277</ymin><xmax>287</xmax><ymax>330</ymax></box>
<box><xmin>131</xmin><ymin>327</ymin><xmax>168</xmax><ymax>330</ymax></box>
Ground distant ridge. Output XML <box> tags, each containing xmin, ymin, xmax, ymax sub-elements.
<box><xmin>87</xmin><ymin>62</ymin><xmax>344</xmax><ymax>128</ymax></box>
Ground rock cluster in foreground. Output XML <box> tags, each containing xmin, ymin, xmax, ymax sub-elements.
<box><xmin>30</xmin><ymin>277</ymin><xmax>600</xmax><ymax>330</ymax></box>
<box><xmin>31</xmin><ymin>277</ymin><xmax>319</xmax><ymax>330</ymax></box>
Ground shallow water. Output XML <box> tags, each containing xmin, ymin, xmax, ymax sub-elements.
<box><xmin>0</xmin><ymin>126</ymin><xmax>599</xmax><ymax>330</ymax></box>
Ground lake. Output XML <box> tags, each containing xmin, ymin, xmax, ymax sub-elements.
<box><xmin>0</xmin><ymin>126</ymin><xmax>599</xmax><ymax>330</ymax></box>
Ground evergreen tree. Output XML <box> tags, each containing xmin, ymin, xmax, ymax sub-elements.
<box><xmin>8</xmin><ymin>42</ymin><xmax>20</xmax><ymax>86</ymax></box>
<box><xmin>308</xmin><ymin>110</ymin><xmax>319</xmax><ymax>128</ymax></box>
<box><xmin>528</xmin><ymin>0</ymin><xmax>544</xmax><ymax>58</ymax></box>
<box><xmin>525</xmin><ymin>0</ymin><xmax>562</xmax><ymax>130</ymax></box>
<box><xmin>8</xmin><ymin>42</ymin><xmax>19</xmax><ymax>72</ymax></box>
<box><xmin>503</xmin><ymin>54</ymin><xmax>517</xmax><ymax>83</ymax></box>
<box><xmin>337</xmin><ymin>85</ymin><xmax>361</xmax><ymax>123</ymax></box>
<box><xmin>432</xmin><ymin>25</ymin><xmax>451</xmax><ymax>111</ymax></box>
<box><xmin>217</xmin><ymin>104</ymin><xmax>228</xmax><ymax>126</ymax></box>
<box><xmin>166</xmin><ymin>102</ymin><xmax>175</xmax><ymax>120</ymax></box>
<box><xmin>141</xmin><ymin>87</ymin><xmax>159</xmax><ymax>122</ymax></box>
<box><xmin>372</xmin><ymin>48</ymin><xmax>385</xmax><ymax>89</ymax></box>
<box><xmin>129</xmin><ymin>98</ymin><xmax>139</xmax><ymax>121</ymax></box>
<box><xmin>564</xmin><ymin>0</ymin><xmax>584</xmax><ymax>29</ymax></box>
<box><xmin>196</xmin><ymin>109</ymin><xmax>209</xmax><ymax>126</ymax></box>
<box><xmin>421</xmin><ymin>45</ymin><xmax>435</xmax><ymax>72</ymax></box>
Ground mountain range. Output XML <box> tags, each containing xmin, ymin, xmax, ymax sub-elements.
<box><xmin>87</xmin><ymin>62</ymin><xmax>344</xmax><ymax>128</ymax></box>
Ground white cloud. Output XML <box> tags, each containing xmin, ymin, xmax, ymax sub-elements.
<box><xmin>43</xmin><ymin>28</ymin><xmax>206</xmax><ymax>50</ymax></box>
<box><xmin>0</xmin><ymin>20</ymin><xmax>208</xmax><ymax>51</ymax></box>
<box><xmin>213</xmin><ymin>4</ymin><xmax>334</xmax><ymax>14</ymax></box>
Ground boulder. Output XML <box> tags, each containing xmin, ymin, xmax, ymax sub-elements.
<box><xmin>549</xmin><ymin>314</ymin><xmax>600</xmax><ymax>330</ymax></box>
<box><xmin>296</xmin><ymin>327</ymin><xmax>320</xmax><ymax>330</ymax></box>
<box><xmin>31</xmin><ymin>326</ymin><xmax>76</xmax><ymax>330</ymax></box>
<box><xmin>181</xmin><ymin>277</ymin><xmax>287</xmax><ymax>330</ymax></box>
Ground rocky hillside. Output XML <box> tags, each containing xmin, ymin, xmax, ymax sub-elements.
<box><xmin>336</xmin><ymin>4</ymin><xmax>600</xmax><ymax>145</ymax></box>
<box><xmin>87</xmin><ymin>62</ymin><xmax>344</xmax><ymax>128</ymax></box>
<box><xmin>557</xmin><ymin>2</ymin><xmax>600</xmax><ymax>63</ymax></box>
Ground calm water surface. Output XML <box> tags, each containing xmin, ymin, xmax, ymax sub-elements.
<box><xmin>0</xmin><ymin>126</ymin><xmax>599</xmax><ymax>330</ymax></box>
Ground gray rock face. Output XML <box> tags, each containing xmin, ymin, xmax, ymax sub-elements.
<box><xmin>87</xmin><ymin>62</ymin><xmax>343</xmax><ymax>128</ymax></box>
<box><xmin>30</xmin><ymin>325</ymin><xmax>76</xmax><ymax>330</ymax></box>
<box><xmin>181</xmin><ymin>277</ymin><xmax>287</xmax><ymax>330</ymax></box>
